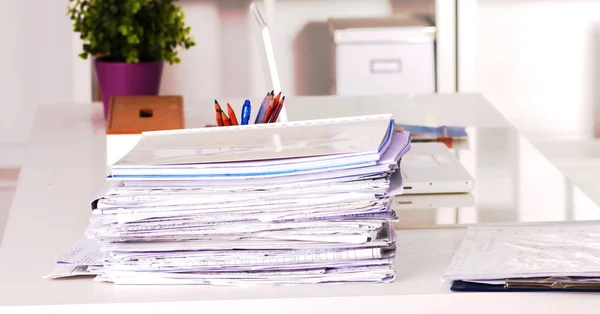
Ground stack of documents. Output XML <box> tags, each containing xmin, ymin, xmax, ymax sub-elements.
<box><xmin>443</xmin><ymin>225</ymin><xmax>600</xmax><ymax>292</ymax></box>
<box><xmin>56</xmin><ymin>114</ymin><xmax>412</xmax><ymax>285</ymax></box>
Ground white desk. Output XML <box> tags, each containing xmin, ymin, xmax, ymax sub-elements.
<box><xmin>2</xmin><ymin>95</ymin><xmax>600</xmax><ymax>312</ymax></box>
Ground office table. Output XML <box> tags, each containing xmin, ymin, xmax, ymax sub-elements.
<box><xmin>2</xmin><ymin>94</ymin><xmax>600</xmax><ymax>313</ymax></box>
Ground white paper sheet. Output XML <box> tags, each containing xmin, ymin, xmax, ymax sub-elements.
<box><xmin>43</xmin><ymin>264</ymin><xmax>98</xmax><ymax>279</ymax></box>
<box><xmin>45</xmin><ymin>237</ymin><xmax>103</xmax><ymax>279</ymax></box>
<box><xmin>114</xmin><ymin>114</ymin><xmax>392</xmax><ymax>166</ymax></box>
<box><xmin>443</xmin><ymin>225</ymin><xmax>600</xmax><ymax>281</ymax></box>
<box><xmin>57</xmin><ymin>237</ymin><xmax>102</xmax><ymax>266</ymax></box>
<box><xmin>98</xmin><ymin>265</ymin><xmax>395</xmax><ymax>285</ymax></box>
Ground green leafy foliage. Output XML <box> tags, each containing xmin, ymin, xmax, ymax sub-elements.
<box><xmin>67</xmin><ymin>0</ymin><xmax>196</xmax><ymax>64</ymax></box>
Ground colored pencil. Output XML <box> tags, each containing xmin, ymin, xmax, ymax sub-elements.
<box><xmin>226</xmin><ymin>103</ymin><xmax>239</xmax><ymax>125</ymax></box>
<box><xmin>214</xmin><ymin>100</ymin><xmax>224</xmax><ymax>126</ymax></box>
<box><xmin>265</xmin><ymin>92</ymin><xmax>281</xmax><ymax>123</ymax></box>
<box><xmin>264</xmin><ymin>92</ymin><xmax>282</xmax><ymax>123</ymax></box>
<box><xmin>220</xmin><ymin>109</ymin><xmax>231</xmax><ymax>126</ymax></box>
<box><xmin>269</xmin><ymin>96</ymin><xmax>285</xmax><ymax>123</ymax></box>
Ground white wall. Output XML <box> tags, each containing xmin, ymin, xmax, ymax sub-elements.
<box><xmin>268</xmin><ymin>0</ymin><xmax>392</xmax><ymax>95</ymax></box>
<box><xmin>469</xmin><ymin>0</ymin><xmax>600</xmax><ymax>138</ymax></box>
<box><xmin>0</xmin><ymin>0</ymin><xmax>26</xmax><ymax>145</ymax></box>
<box><xmin>0</xmin><ymin>0</ymin><xmax>89</xmax><ymax>149</ymax></box>
<box><xmin>160</xmin><ymin>2</ymin><xmax>223</xmax><ymax>101</ymax></box>
<box><xmin>162</xmin><ymin>0</ymin><xmax>393</xmax><ymax>101</ymax></box>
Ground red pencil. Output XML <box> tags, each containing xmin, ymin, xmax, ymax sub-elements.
<box><xmin>273</xmin><ymin>92</ymin><xmax>281</xmax><ymax>105</ymax></box>
<box><xmin>226</xmin><ymin>103</ymin><xmax>239</xmax><ymax>125</ymax></box>
<box><xmin>220</xmin><ymin>109</ymin><xmax>231</xmax><ymax>126</ymax></box>
<box><xmin>269</xmin><ymin>96</ymin><xmax>285</xmax><ymax>123</ymax></box>
<box><xmin>214</xmin><ymin>100</ymin><xmax>223</xmax><ymax>126</ymax></box>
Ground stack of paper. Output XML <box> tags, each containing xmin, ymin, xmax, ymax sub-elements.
<box><xmin>54</xmin><ymin>114</ymin><xmax>411</xmax><ymax>285</ymax></box>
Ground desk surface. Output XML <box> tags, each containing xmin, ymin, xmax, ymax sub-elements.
<box><xmin>2</xmin><ymin>94</ymin><xmax>600</xmax><ymax>312</ymax></box>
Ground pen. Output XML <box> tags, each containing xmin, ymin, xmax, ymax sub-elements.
<box><xmin>226</xmin><ymin>103</ymin><xmax>239</xmax><ymax>125</ymax></box>
<box><xmin>214</xmin><ymin>100</ymin><xmax>223</xmax><ymax>126</ymax></box>
<box><xmin>263</xmin><ymin>92</ymin><xmax>281</xmax><ymax>123</ymax></box>
<box><xmin>220</xmin><ymin>109</ymin><xmax>231</xmax><ymax>126</ymax></box>
<box><xmin>241</xmin><ymin>100</ymin><xmax>251</xmax><ymax>125</ymax></box>
<box><xmin>254</xmin><ymin>91</ymin><xmax>273</xmax><ymax>124</ymax></box>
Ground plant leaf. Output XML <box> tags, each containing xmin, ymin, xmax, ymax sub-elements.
<box><xmin>68</xmin><ymin>0</ymin><xmax>195</xmax><ymax>63</ymax></box>
<box><xmin>118</xmin><ymin>25</ymin><xmax>128</xmax><ymax>36</ymax></box>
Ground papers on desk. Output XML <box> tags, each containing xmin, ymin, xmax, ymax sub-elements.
<box><xmin>48</xmin><ymin>114</ymin><xmax>412</xmax><ymax>285</ymax></box>
<box><xmin>44</xmin><ymin>237</ymin><xmax>102</xmax><ymax>279</ymax></box>
<box><xmin>443</xmin><ymin>225</ymin><xmax>600</xmax><ymax>292</ymax></box>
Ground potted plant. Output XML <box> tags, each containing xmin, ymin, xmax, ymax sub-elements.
<box><xmin>68</xmin><ymin>0</ymin><xmax>196</xmax><ymax>119</ymax></box>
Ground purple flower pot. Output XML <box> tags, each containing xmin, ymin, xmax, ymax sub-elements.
<box><xmin>95</xmin><ymin>60</ymin><xmax>164</xmax><ymax>119</ymax></box>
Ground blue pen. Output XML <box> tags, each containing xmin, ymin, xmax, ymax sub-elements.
<box><xmin>241</xmin><ymin>100</ymin><xmax>251</xmax><ymax>125</ymax></box>
<box><xmin>254</xmin><ymin>91</ymin><xmax>273</xmax><ymax>124</ymax></box>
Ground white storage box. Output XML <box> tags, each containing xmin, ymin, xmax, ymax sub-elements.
<box><xmin>329</xmin><ymin>17</ymin><xmax>436</xmax><ymax>96</ymax></box>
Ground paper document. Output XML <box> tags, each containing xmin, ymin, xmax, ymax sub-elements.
<box><xmin>443</xmin><ymin>225</ymin><xmax>600</xmax><ymax>281</ymax></box>
<box><xmin>45</xmin><ymin>237</ymin><xmax>103</xmax><ymax>279</ymax></box>
<box><xmin>57</xmin><ymin>237</ymin><xmax>102</xmax><ymax>266</ymax></box>
<box><xmin>44</xmin><ymin>264</ymin><xmax>98</xmax><ymax>279</ymax></box>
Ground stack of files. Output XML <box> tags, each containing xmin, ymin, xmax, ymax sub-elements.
<box><xmin>84</xmin><ymin>114</ymin><xmax>411</xmax><ymax>285</ymax></box>
<box><xmin>443</xmin><ymin>225</ymin><xmax>600</xmax><ymax>292</ymax></box>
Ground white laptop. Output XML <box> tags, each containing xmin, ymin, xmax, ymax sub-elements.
<box><xmin>392</xmin><ymin>193</ymin><xmax>475</xmax><ymax>210</ymax></box>
<box><xmin>395</xmin><ymin>142</ymin><xmax>474</xmax><ymax>194</ymax></box>
<box><xmin>250</xmin><ymin>2</ymin><xmax>288</xmax><ymax>123</ymax></box>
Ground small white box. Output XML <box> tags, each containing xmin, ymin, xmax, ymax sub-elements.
<box><xmin>329</xmin><ymin>17</ymin><xmax>436</xmax><ymax>96</ymax></box>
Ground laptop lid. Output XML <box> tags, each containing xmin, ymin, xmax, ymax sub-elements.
<box><xmin>250</xmin><ymin>2</ymin><xmax>288</xmax><ymax>123</ymax></box>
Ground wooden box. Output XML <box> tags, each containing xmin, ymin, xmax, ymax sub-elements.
<box><xmin>106</xmin><ymin>95</ymin><xmax>184</xmax><ymax>134</ymax></box>
<box><xmin>105</xmin><ymin>95</ymin><xmax>184</xmax><ymax>165</ymax></box>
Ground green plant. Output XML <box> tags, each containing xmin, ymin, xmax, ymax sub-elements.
<box><xmin>67</xmin><ymin>0</ymin><xmax>196</xmax><ymax>64</ymax></box>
